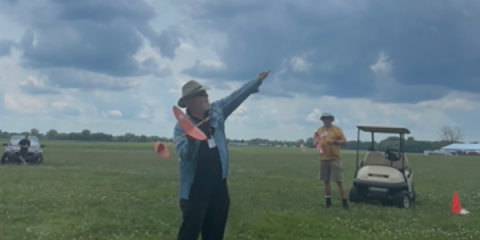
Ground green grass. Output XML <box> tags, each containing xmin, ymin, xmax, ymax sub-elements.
<box><xmin>1</xmin><ymin>140</ymin><xmax>480</xmax><ymax>239</ymax></box>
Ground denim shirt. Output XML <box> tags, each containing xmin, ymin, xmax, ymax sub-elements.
<box><xmin>173</xmin><ymin>78</ymin><xmax>264</xmax><ymax>200</ymax></box>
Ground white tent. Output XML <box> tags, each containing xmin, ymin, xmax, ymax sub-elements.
<box><xmin>441</xmin><ymin>143</ymin><xmax>480</xmax><ymax>155</ymax></box>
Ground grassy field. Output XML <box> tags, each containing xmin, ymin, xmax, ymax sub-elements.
<box><xmin>1</xmin><ymin>140</ymin><xmax>480</xmax><ymax>240</ymax></box>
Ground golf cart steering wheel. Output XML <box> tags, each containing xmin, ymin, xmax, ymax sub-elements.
<box><xmin>384</xmin><ymin>149</ymin><xmax>401</xmax><ymax>162</ymax></box>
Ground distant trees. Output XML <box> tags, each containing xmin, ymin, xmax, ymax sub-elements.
<box><xmin>439</xmin><ymin>125</ymin><xmax>463</xmax><ymax>143</ymax></box>
<box><xmin>0</xmin><ymin>127</ymin><xmax>471</xmax><ymax>153</ymax></box>
<box><xmin>0</xmin><ymin>128</ymin><xmax>170</xmax><ymax>143</ymax></box>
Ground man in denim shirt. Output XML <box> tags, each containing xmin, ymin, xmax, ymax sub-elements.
<box><xmin>174</xmin><ymin>71</ymin><xmax>270</xmax><ymax>240</ymax></box>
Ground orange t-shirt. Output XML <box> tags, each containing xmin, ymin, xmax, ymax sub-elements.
<box><xmin>314</xmin><ymin>125</ymin><xmax>346</xmax><ymax>161</ymax></box>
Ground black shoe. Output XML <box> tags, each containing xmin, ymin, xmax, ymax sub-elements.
<box><xmin>325</xmin><ymin>197</ymin><xmax>332</xmax><ymax>208</ymax></box>
<box><xmin>342</xmin><ymin>199</ymin><xmax>348</xmax><ymax>210</ymax></box>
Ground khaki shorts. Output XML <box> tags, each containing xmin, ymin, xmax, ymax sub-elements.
<box><xmin>319</xmin><ymin>159</ymin><xmax>343</xmax><ymax>182</ymax></box>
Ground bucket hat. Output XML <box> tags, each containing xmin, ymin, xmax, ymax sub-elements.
<box><xmin>320</xmin><ymin>112</ymin><xmax>335</xmax><ymax>121</ymax></box>
<box><xmin>177</xmin><ymin>80</ymin><xmax>211</xmax><ymax>108</ymax></box>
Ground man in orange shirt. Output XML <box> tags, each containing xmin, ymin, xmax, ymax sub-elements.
<box><xmin>314</xmin><ymin>113</ymin><xmax>348</xmax><ymax>210</ymax></box>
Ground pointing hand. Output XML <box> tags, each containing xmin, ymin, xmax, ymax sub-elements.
<box><xmin>257</xmin><ymin>70</ymin><xmax>270</xmax><ymax>81</ymax></box>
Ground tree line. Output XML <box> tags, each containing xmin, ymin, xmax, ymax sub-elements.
<box><xmin>0</xmin><ymin>129</ymin><xmax>171</xmax><ymax>143</ymax></box>
<box><xmin>0</xmin><ymin>125</ymin><xmax>475</xmax><ymax>153</ymax></box>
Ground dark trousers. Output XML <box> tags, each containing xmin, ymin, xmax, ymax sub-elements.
<box><xmin>19</xmin><ymin>149</ymin><xmax>28</xmax><ymax>159</ymax></box>
<box><xmin>177</xmin><ymin>181</ymin><xmax>230</xmax><ymax>240</ymax></box>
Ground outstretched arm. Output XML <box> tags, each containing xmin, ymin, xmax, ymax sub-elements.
<box><xmin>215</xmin><ymin>71</ymin><xmax>270</xmax><ymax>120</ymax></box>
<box><xmin>173</xmin><ymin>123</ymin><xmax>199</xmax><ymax>161</ymax></box>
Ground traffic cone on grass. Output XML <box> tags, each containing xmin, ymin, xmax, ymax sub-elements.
<box><xmin>452</xmin><ymin>192</ymin><xmax>470</xmax><ymax>215</ymax></box>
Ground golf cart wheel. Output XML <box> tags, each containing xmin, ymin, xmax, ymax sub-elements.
<box><xmin>349</xmin><ymin>185</ymin><xmax>363</xmax><ymax>203</ymax></box>
<box><xmin>393</xmin><ymin>190</ymin><xmax>411</xmax><ymax>209</ymax></box>
<box><xmin>0</xmin><ymin>154</ymin><xmax>6</xmax><ymax>164</ymax></box>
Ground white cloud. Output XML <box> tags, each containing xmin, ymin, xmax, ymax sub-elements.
<box><xmin>52</xmin><ymin>101</ymin><xmax>67</xmax><ymax>110</ymax></box>
<box><xmin>306</xmin><ymin>108</ymin><xmax>322</xmax><ymax>122</ymax></box>
<box><xmin>20</xmin><ymin>76</ymin><xmax>45</xmax><ymax>88</ymax></box>
<box><xmin>179</xmin><ymin>43</ymin><xmax>195</xmax><ymax>51</ymax></box>
<box><xmin>370</xmin><ymin>52</ymin><xmax>392</xmax><ymax>76</ymax></box>
<box><xmin>417</xmin><ymin>98</ymin><xmax>474</xmax><ymax>110</ymax></box>
<box><xmin>219</xmin><ymin>91</ymin><xmax>480</xmax><ymax>142</ymax></box>
<box><xmin>4</xmin><ymin>94</ymin><xmax>47</xmax><ymax>114</ymax></box>
<box><xmin>290</xmin><ymin>56</ymin><xmax>311</xmax><ymax>73</ymax></box>
<box><xmin>108</xmin><ymin>110</ymin><xmax>123</xmax><ymax>117</ymax></box>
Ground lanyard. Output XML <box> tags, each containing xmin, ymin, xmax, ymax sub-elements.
<box><xmin>196</xmin><ymin>116</ymin><xmax>213</xmax><ymax>138</ymax></box>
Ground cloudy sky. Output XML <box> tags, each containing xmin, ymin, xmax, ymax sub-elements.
<box><xmin>0</xmin><ymin>0</ymin><xmax>479</xmax><ymax>142</ymax></box>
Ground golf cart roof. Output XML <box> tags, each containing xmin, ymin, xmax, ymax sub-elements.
<box><xmin>356</xmin><ymin>124</ymin><xmax>410</xmax><ymax>134</ymax></box>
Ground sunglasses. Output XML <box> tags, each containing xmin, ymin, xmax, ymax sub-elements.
<box><xmin>191</xmin><ymin>91</ymin><xmax>209</xmax><ymax>98</ymax></box>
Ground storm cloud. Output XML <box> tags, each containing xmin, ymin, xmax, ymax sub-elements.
<box><xmin>177</xmin><ymin>0</ymin><xmax>480</xmax><ymax>103</ymax></box>
<box><xmin>0</xmin><ymin>0</ymin><xmax>181</xmax><ymax>91</ymax></box>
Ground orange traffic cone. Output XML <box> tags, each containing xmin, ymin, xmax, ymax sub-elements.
<box><xmin>452</xmin><ymin>192</ymin><xmax>470</xmax><ymax>215</ymax></box>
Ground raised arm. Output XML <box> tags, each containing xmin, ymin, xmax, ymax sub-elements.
<box><xmin>214</xmin><ymin>71</ymin><xmax>269</xmax><ymax>120</ymax></box>
<box><xmin>173</xmin><ymin>123</ymin><xmax>199</xmax><ymax>161</ymax></box>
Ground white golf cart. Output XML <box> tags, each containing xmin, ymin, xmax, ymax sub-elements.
<box><xmin>349</xmin><ymin>124</ymin><xmax>416</xmax><ymax>208</ymax></box>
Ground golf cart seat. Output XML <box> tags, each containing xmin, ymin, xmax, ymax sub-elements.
<box><xmin>363</xmin><ymin>151</ymin><xmax>409</xmax><ymax>171</ymax></box>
